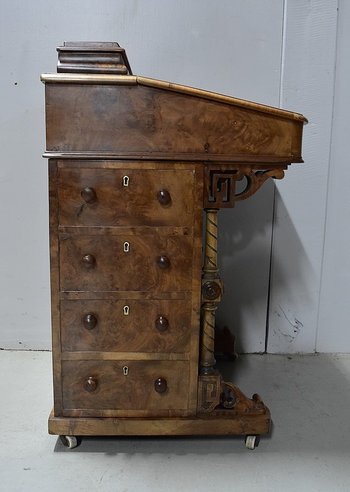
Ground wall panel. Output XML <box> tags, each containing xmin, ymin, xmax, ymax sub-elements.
<box><xmin>268</xmin><ymin>0</ymin><xmax>338</xmax><ymax>353</ymax></box>
<box><xmin>0</xmin><ymin>0</ymin><xmax>283</xmax><ymax>350</ymax></box>
<box><xmin>317</xmin><ymin>0</ymin><xmax>350</xmax><ymax>352</ymax></box>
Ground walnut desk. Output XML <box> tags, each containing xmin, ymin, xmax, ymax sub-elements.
<box><xmin>41</xmin><ymin>42</ymin><xmax>306</xmax><ymax>449</ymax></box>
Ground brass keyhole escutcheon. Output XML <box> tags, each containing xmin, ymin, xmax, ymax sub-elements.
<box><xmin>123</xmin><ymin>366</ymin><xmax>129</xmax><ymax>376</ymax></box>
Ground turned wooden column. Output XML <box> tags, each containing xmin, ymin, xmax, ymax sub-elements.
<box><xmin>200</xmin><ymin>208</ymin><xmax>223</xmax><ymax>375</ymax></box>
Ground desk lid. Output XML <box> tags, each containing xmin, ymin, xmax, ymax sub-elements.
<box><xmin>42</xmin><ymin>42</ymin><xmax>306</xmax><ymax>164</ymax></box>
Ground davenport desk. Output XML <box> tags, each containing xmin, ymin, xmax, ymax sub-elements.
<box><xmin>41</xmin><ymin>42</ymin><xmax>306</xmax><ymax>449</ymax></box>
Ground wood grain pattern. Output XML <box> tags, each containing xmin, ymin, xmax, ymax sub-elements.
<box><xmin>187</xmin><ymin>163</ymin><xmax>204</xmax><ymax>412</ymax></box>
<box><xmin>58</xmin><ymin>167</ymin><xmax>194</xmax><ymax>227</ymax></box>
<box><xmin>42</xmin><ymin>72</ymin><xmax>305</xmax><ymax>122</ymax></box>
<box><xmin>43</xmin><ymin>42</ymin><xmax>305</xmax><ymax>438</ymax></box>
<box><xmin>48</xmin><ymin>160</ymin><xmax>63</xmax><ymax>414</ymax></box>
<box><xmin>58</xmin><ymin>226</ymin><xmax>191</xmax><ymax>236</ymax></box>
<box><xmin>59</xmin><ymin>234</ymin><xmax>193</xmax><ymax>292</ymax></box>
<box><xmin>204</xmin><ymin>165</ymin><xmax>286</xmax><ymax>208</ymax></box>
<box><xmin>53</xmin><ymin>161</ymin><xmax>202</xmax><ymax>419</ymax></box>
<box><xmin>137</xmin><ymin>76</ymin><xmax>306</xmax><ymax>122</ymax></box>
<box><xmin>60</xmin><ymin>299</ymin><xmax>192</xmax><ymax>353</ymax></box>
<box><xmin>42</xmin><ymin>73</ymin><xmax>137</xmax><ymax>84</ymax></box>
<box><xmin>57</xmin><ymin>41</ymin><xmax>133</xmax><ymax>75</ymax></box>
<box><xmin>61</xmin><ymin>352</ymin><xmax>190</xmax><ymax>361</ymax></box>
<box><xmin>60</xmin><ymin>290</ymin><xmax>190</xmax><ymax>301</ymax></box>
<box><xmin>61</xmin><ymin>360</ymin><xmax>190</xmax><ymax>415</ymax></box>
<box><xmin>45</xmin><ymin>84</ymin><xmax>303</xmax><ymax>161</ymax></box>
<box><xmin>44</xmin><ymin>151</ymin><xmax>301</xmax><ymax>163</ymax></box>
<box><xmin>200</xmin><ymin>210</ymin><xmax>221</xmax><ymax>374</ymax></box>
<box><xmin>48</xmin><ymin>409</ymin><xmax>271</xmax><ymax>436</ymax></box>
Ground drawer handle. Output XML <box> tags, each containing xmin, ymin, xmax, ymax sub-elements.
<box><xmin>83</xmin><ymin>313</ymin><xmax>98</xmax><ymax>330</ymax></box>
<box><xmin>157</xmin><ymin>255</ymin><xmax>170</xmax><ymax>269</ymax></box>
<box><xmin>155</xmin><ymin>316</ymin><xmax>169</xmax><ymax>332</ymax></box>
<box><xmin>81</xmin><ymin>254</ymin><xmax>96</xmax><ymax>269</ymax></box>
<box><xmin>84</xmin><ymin>376</ymin><xmax>98</xmax><ymax>393</ymax></box>
<box><xmin>157</xmin><ymin>189</ymin><xmax>171</xmax><ymax>206</ymax></box>
<box><xmin>81</xmin><ymin>186</ymin><xmax>97</xmax><ymax>204</ymax></box>
<box><xmin>154</xmin><ymin>377</ymin><xmax>168</xmax><ymax>394</ymax></box>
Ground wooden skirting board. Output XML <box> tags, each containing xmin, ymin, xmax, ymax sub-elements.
<box><xmin>48</xmin><ymin>410</ymin><xmax>271</xmax><ymax>437</ymax></box>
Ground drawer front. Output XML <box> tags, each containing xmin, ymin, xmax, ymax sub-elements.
<box><xmin>58</xmin><ymin>168</ymin><xmax>194</xmax><ymax>227</ymax></box>
<box><xmin>61</xmin><ymin>299</ymin><xmax>192</xmax><ymax>353</ymax></box>
<box><xmin>62</xmin><ymin>360</ymin><xmax>189</xmax><ymax>413</ymax></box>
<box><xmin>59</xmin><ymin>235</ymin><xmax>193</xmax><ymax>292</ymax></box>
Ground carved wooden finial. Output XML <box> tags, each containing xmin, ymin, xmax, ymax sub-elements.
<box><xmin>56</xmin><ymin>41</ymin><xmax>132</xmax><ymax>75</ymax></box>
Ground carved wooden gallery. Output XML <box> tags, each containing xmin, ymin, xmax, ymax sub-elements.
<box><xmin>41</xmin><ymin>42</ymin><xmax>306</xmax><ymax>449</ymax></box>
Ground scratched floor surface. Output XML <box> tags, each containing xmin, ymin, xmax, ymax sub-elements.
<box><xmin>1</xmin><ymin>351</ymin><xmax>349</xmax><ymax>492</ymax></box>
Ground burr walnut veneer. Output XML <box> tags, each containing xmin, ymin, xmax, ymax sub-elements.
<box><xmin>42</xmin><ymin>43</ymin><xmax>306</xmax><ymax>448</ymax></box>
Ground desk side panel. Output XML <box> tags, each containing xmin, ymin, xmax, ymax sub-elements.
<box><xmin>45</xmin><ymin>84</ymin><xmax>303</xmax><ymax>162</ymax></box>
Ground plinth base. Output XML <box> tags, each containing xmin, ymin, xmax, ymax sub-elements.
<box><xmin>48</xmin><ymin>407</ymin><xmax>271</xmax><ymax>437</ymax></box>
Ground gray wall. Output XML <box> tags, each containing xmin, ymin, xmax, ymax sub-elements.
<box><xmin>0</xmin><ymin>0</ymin><xmax>347</xmax><ymax>353</ymax></box>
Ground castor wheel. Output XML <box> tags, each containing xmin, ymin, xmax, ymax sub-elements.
<box><xmin>59</xmin><ymin>435</ymin><xmax>81</xmax><ymax>449</ymax></box>
<box><xmin>245</xmin><ymin>435</ymin><xmax>260</xmax><ymax>450</ymax></box>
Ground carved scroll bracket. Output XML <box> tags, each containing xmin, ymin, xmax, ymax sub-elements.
<box><xmin>198</xmin><ymin>167</ymin><xmax>280</xmax><ymax>415</ymax></box>
<box><xmin>204</xmin><ymin>165</ymin><xmax>286</xmax><ymax>208</ymax></box>
<box><xmin>197</xmin><ymin>372</ymin><xmax>268</xmax><ymax>416</ymax></box>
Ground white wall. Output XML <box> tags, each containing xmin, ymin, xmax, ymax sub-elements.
<box><xmin>317</xmin><ymin>0</ymin><xmax>350</xmax><ymax>352</ymax></box>
<box><xmin>268</xmin><ymin>0</ymin><xmax>339</xmax><ymax>353</ymax></box>
<box><xmin>0</xmin><ymin>0</ymin><xmax>348</xmax><ymax>353</ymax></box>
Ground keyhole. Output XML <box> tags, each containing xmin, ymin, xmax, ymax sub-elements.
<box><xmin>123</xmin><ymin>176</ymin><xmax>129</xmax><ymax>187</ymax></box>
<box><xmin>123</xmin><ymin>366</ymin><xmax>129</xmax><ymax>376</ymax></box>
<box><xmin>123</xmin><ymin>305</ymin><xmax>129</xmax><ymax>316</ymax></box>
<box><xmin>123</xmin><ymin>241</ymin><xmax>130</xmax><ymax>253</ymax></box>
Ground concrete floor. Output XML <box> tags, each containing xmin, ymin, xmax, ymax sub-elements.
<box><xmin>0</xmin><ymin>351</ymin><xmax>350</xmax><ymax>492</ymax></box>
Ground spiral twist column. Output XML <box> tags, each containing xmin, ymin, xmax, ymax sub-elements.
<box><xmin>200</xmin><ymin>209</ymin><xmax>222</xmax><ymax>375</ymax></box>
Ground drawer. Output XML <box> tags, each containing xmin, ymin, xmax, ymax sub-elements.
<box><xmin>59</xmin><ymin>234</ymin><xmax>193</xmax><ymax>292</ymax></box>
<box><xmin>61</xmin><ymin>299</ymin><xmax>192</xmax><ymax>353</ymax></box>
<box><xmin>62</xmin><ymin>360</ymin><xmax>190</xmax><ymax>413</ymax></box>
<box><xmin>58</xmin><ymin>168</ymin><xmax>194</xmax><ymax>227</ymax></box>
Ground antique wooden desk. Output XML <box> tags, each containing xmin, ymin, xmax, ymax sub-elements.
<box><xmin>41</xmin><ymin>42</ymin><xmax>306</xmax><ymax>449</ymax></box>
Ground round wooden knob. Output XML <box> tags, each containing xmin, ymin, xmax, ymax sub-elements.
<box><xmin>157</xmin><ymin>189</ymin><xmax>171</xmax><ymax>206</ymax></box>
<box><xmin>81</xmin><ymin>254</ymin><xmax>96</xmax><ymax>268</ymax></box>
<box><xmin>84</xmin><ymin>376</ymin><xmax>98</xmax><ymax>393</ymax></box>
<box><xmin>154</xmin><ymin>377</ymin><xmax>168</xmax><ymax>394</ymax></box>
<box><xmin>81</xmin><ymin>187</ymin><xmax>97</xmax><ymax>204</ymax></box>
<box><xmin>157</xmin><ymin>255</ymin><xmax>170</xmax><ymax>269</ymax></box>
<box><xmin>83</xmin><ymin>313</ymin><xmax>98</xmax><ymax>330</ymax></box>
<box><xmin>155</xmin><ymin>316</ymin><xmax>169</xmax><ymax>332</ymax></box>
<box><xmin>202</xmin><ymin>281</ymin><xmax>221</xmax><ymax>300</ymax></box>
